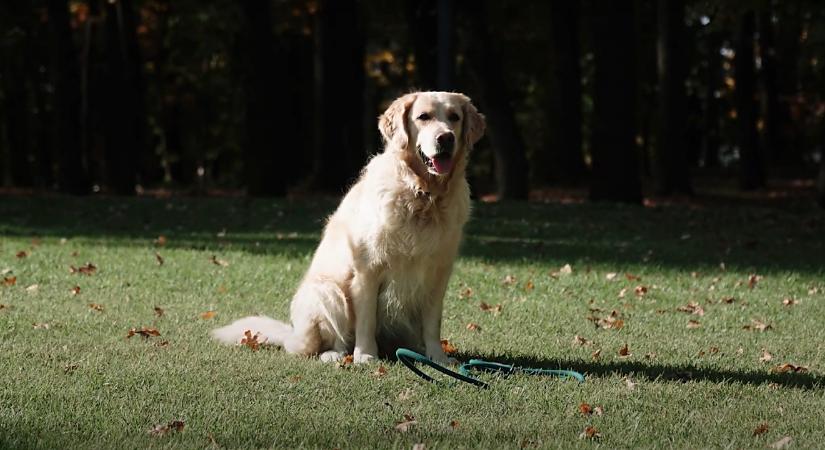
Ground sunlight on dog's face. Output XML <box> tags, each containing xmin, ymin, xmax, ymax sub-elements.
<box><xmin>407</xmin><ymin>93</ymin><xmax>465</xmax><ymax>176</ymax></box>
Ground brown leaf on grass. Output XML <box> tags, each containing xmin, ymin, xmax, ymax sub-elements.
<box><xmin>618</xmin><ymin>288</ymin><xmax>628</xmax><ymax>298</ymax></box>
<box><xmin>155</xmin><ymin>252</ymin><xmax>164</xmax><ymax>266</ymax></box>
<box><xmin>2</xmin><ymin>276</ymin><xmax>16</xmax><ymax>287</ymax></box>
<box><xmin>88</xmin><ymin>303</ymin><xmax>104</xmax><ymax>312</ymax></box>
<box><xmin>579</xmin><ymin>426</ymin><xmax>602</xmax><ymax>440</ymax></box>
<box><xmin>154</xmin><ymin>306</ymin><xmax>165</xmax><ymax>317</ymax></box>
<box><xmin>676</xmin><ymin>301</ymin><xmax>705</xmax><ymax>316</ymax></box>
<box><xmin>372</xmin><ymin>365</ymin><xmax>388</xmax><ymax>377</ymax></box>
<box><xmin>579</xmin><ymin>403</ymin><xmax>593</xmax><ymax>416</ymax></box>
<box><xmin>753</xmin><ymin>422</ymin><xmax>769</xmax><ymax>436</ymax></box>
<box><xmin>148</xmin><ymin>420</ymin><xmax>185</xmax><ymax>437</ymax></box>
<box><xmin>448</xmin><ymin>420</ymin><xmax>460</xmax><ymax>429</ymax></box>
<box><xmin>155</xmin><ymin>340</ymin><xmax>170</xmax><ymax>348</ymax></box>
<box><xmin>394</xmin><ymin>414</ymin><xmax>417</xmax><ymax>432</ymax></box>
<box><xmin>154</xmin><ymin>235</ymin><xmax>167</xmax><ymax>247</ymax></box>
<box><xmin>593</xmin><ymin>406</ymin><xmax>604</xmax><ymax>416</ymax></box>
<box><xmin>589</xmin><ymin>310</ymin><xmax>624</xmax><ymax>330</ymax></box>
<box><xmin>32</xmin><ymin>322</ymin><xmax>50</xmax><ymax>329</ymax></box>
<box><xmin>634</xmin><ymin>285</ymin><xmax>648</xmax><ymax>296</ymax></box>
<box><xmin>591</xmin><ymin>349</ymin><xmax>601</xmax><ymax>360</ymax></box>
<box><xmin>479</xmin><ymin>302</ymin><xmax>502</xmax><ymax>314</ymax></box>
<box><xmin>0</xmin><ymin>304</ymin><xmax>8</xmax><ymax>311</ymax></box>
<box><xmin>458</xmin><ymin>286</ymin><xmax>473</xmax><ymax>299</ymax></box>
<box><xmin>645</xmin><ymin>352</ymin><xmax>657</xmax><ymax>359</ymax></box>
<box><xmin>210</xmin><ymin>255</ymin><xmax>229</xmax><ymax>267</ymax></box>
<box><xmin>502</xmin><ymin>274</ymin><xmax>516</xmax><ymax>286</ymax></box>
<box><xmin>760</xmin><ymin>350</ymin><xmax>773</xmax><ymax>362</ymax></box>
<box><xmin>743</xmin><ymin>319</ymin><xmax>772</xmax><ymax>332</ymax></box>
<box><xmin>618</xmin><ymin>343</ymin><xmax>631</xmax><ymax>357</ymax></box>
<box><xmin>687</xmin><ymin>320</ymin><xmax>701</xmax><ymax>329</ymax></box>
<box><xmin>769</xmin><ymin>436</ymin><xmax>793</xmax><ymax>449</ymax></box>
<box><xmin>625</xmin><ymin>273</ymin><xmax>641</xmax><ymax>281</ymax></box>
<box><xmin>26</xmin><ymin>284</ymin><xmax>38</xmax><ymax>293</ymax></box>
<box><xmin>338</xmin><ymin>354</ymin><xmax>354</xmax><ymax>368</ymax></box>
<box><xmin>16</xmin><ymin>250</ymin><xmax>28</xmax><ymax>258</ymax></box>
<box><xmin>69</xmin><ymin>263</ymin><xmax>97</xmax><ymax>275</ymax></box>
<box><xmin>70</xmin><ymin>286</ymin><xmax>81</xmax><ymax>296</ymax></box>
<box><xmin>524</xmin><ymin>280</ymin><xmax>535</xmax><ymax>292</ymax></box>
<box><xmin>605</xmin><ymin>272</ymin><xmax>618</xmax><ymax>281</ymax></box>
<box><xmin>466</xmin><ymin>323</ymin><xmax>481</xmax><ymax>332</ymax></box>
<box><xmin>747</xmin><ymin>274</ymin><xmax>762</xmax><ymax>289</ymax></box>
<box><xmin>127</xmin><ymin>327</ymin><xmax>161</xmax><ymax>339</ymax></box>
<box><xmin>441</xmin><ymin>339</ymin><xmax>457</xmax><ymax>355</ymax></box>
<box><xmin>720</xmin><ymin>296</ymin><xmax>737</xmax><ymax>304</ymax></box>
<box><xmin>781</xmin><ymin>298</ymin><xmax>797</xmax><ymax>307</ymax></box>
<box><xmin>773</xmin><ymin>363</ymin><xmax>808</xmax><ymax>374</ymax></box>
<box><xmin>240</xmin><ymin>330</ymin><xmax>263</xmax><ymax>351</ymax></box>
<box><xmin>200</xmin><ymin>310</ymin><xmax>216</xmax><ymax>320</ymax></box>
<box><xmin>573</xmin><ymin>335</ymin><xmax>591</xmax><ymax>346</ymax></box>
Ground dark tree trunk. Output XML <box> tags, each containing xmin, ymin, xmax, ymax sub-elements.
<box><xmin>1</xmin><ymin>5</ymin><xmax>33</xmax><ymax>187</ymax></box>
<box><xmin>47</xmin><ymin>0</ymin><xmax>90</xmax><ymax>194</ymax></box>
<box><xmin>102</xmin><ymin>0</ymin><xmax>144</xmax><ymax>194</ymax></box>
<box><xmin>774</xmin><ymin>6</ymin><xmax>802</xmax><ymax>166</ymax></box>
<box><xmin>314</xmin><ymin>0</ymin><xmax>365</xmax><ymax>193</ymax></box>
<box><xmin>589</xmin><ymin>1</ymin><xmax>642</xmax><ymax>203</ymax></box>
<box><xmin>759</xmin><ymin>10</ymin><xmax>785</xmax><ymax>168</ymax></box>
<box><xmin>818</xmin><ymin>148</ymin><xmax>825</xmax><ymax>209</ymax></box>
<box><xmin>654</xmin><ymin>0</ymin><xmax>692</xmax><ymax>195</ymax></box>
<box><xmin>734</xmin><ymin>11</ymin><xmax>765</xmax><ymax>190</ymax></box>
<box><xmin>702</xmin><ymin>32</ymin><xmax>723</xmax><ymax>168</ymax></box>
<box><xmin>436</xmin><ymin>0</ymin><xmax>454</xmax><ymax>90</ymax></box>
<box><xmin>546</xmin><ymin>0</ymin><xmax>585</xmax><ymax>184</ymax></box>
<box><xmin>405</xmin><ymin>0</ymin><xmax>438</xmax><ymax>89</ymax></box>
<box><xmin>462</xmin><ymin>0</ymin><xmax>529</xmax><ymax>200</ymax></box>
<box><xmin>240</xmin><ymin>0</ymin><xmax>289</xmax><ymax>196</ymax></box>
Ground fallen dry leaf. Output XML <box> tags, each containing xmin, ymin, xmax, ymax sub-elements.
<box><xmin>593</xmin><ymin>406</ymin><xmax>604</xmax><ymax>416</ymax></box>
<box><xmin>69</xmin><ymin>263</ymin><xmax>97</xmax><ymax>276</ymax></box>
<box><xmin>479</xmin><ymin>302</ymin><xmax>502</xmax><ymax>314</ymax></box>
<box><xmin>0</xmin><ymin>304</ymin><xmax>8</xmax><ymax>311</ymax></box>
<box><xmin>677</xmin><ymin>301</ymin><xmax>705</xmax><ymax>316</ymax></box>
<box><xmin>591</xmin><ymin>349</ymin><xmax>601</xmax><ymax>361</ymax></box>
<box><xmin>753</xmin><ymin>422</ymin><xmax>769</xmax><ymax>436</ymax></box>
<box><xmin>589</xmin><ymin>310</ymin><xmax>624</xmax><ymax>330</ymax></box>
<box><xmin>625</xmin><ymin>377</ymin><xmax>636</xmax><ymax>390</ymax></box>
<box><xmin>210</xmin><ymin>255</ymin><xmax>229</xmax><ymax>267</ymax></box>
<box><xmin>127</xmin><ymin>327</ymin><xmax>161</xmax><ymax>339</ymax></box>
<box><xmin>605</xmin><ymin>272</ymin><xmax>618</xmax><ymax>281</ymax></box>
<box><xmin>769</xmin><ymin>436</ymin><xmax>793</xmax><ymax>449</ymax></box>
<box><xmin>579</xmin><ymin>403</ymin><xmax>593</xmax><ymax>416</ymax></box>
<box><xmin>781</xmin><ymin>298</ymin><xmax>797</xmax><ymax>307</ymax></box>
<box><xmin>70</xmin><ymin>286</ymin><xmax>81</xmax><ymax>296</ymax></box>
<box><xmin>687</xmin><ymin>320</ymin><xmax>701</xmax><ymax>329</ymax></box>
<box><xmin>88</xmin><ymin>303</ymin><xmax>104</xmax><ymax>312</ymax></box>
<box><xmin>625</xmin><ymin>273</ymin><xmax>641</xmax><ymax>281</ymax></box>
<box><xmin>2</xmin><ymin>276</ymin><xmax>16</xmax><ymax>287</ymax></box>
<box><xmin>524</xmin><ymin>280</ymin><xmax>535</xmax><ymax>291</ymax></box>
<box><xmin>32</xmin><ymin>322</ymin><xmax>50</xmax><ymax>329</ymax></box>
<box><xmin>743</xmin><ymin>319</ymin><xmax>772</xmax><ymax>332</ymax></box>
<box><xmin>449</xmin><ymin>420</ymin><xmax>460</xmax><ymax>429</ymax></box>
<box><xmin>338</xmin><ymin>354</ymin><xmax>354</xmax><ymax>368</ymax></box>
<box><xmin>634</xmin><ymin>285</ymin><xmax>648</xmax><ymax>296</ymax></box>
<box><xmin>200</xmin><ymin>310</ymin><xmax>216</xmax><ymax>320</ymax></box>
<box><xmin>579</xmin><ymin>426</ymin><xmax>602</xmax><ymax>439</ymax></box>
<box><xmin>155</xmin><ymin>252</ymin><xmax>164</xmax><ymax>265</ymax></box>
<box><xmin>645</xmin><ymin>352</ymin><xmax>657</xmax><ymax>359</ymax></box>
<box><xmin>441</xmin><ymin>339</ymin><xmax>457</xmax><ymax>355</ymax></box>
<box><xmin>760</xmin><ymin>350</ymin><xmax>773</xmax><ymax>362</ymax></box>
<box><xmin>618</xmin><ymin>288</ymin><xmax>628</xmax><ymax>298</ymax></box>
<box><xmin>16</xmin><ymin>250</ymin><xmax>28</xmax><ymax>258</ymax></box>
<box><xmin>466</xmin><ymin>322</ymin><xmax>481</xmax><ymax>332</ymax></box>
<box><xmin>148</xmin><ymin>420</ymin><xmax>185</xmax><ymax>437</ymax></box>
<box><xmin>154</xmin><ymin>235</ymin><xmax>167</xmax><ymax>247</ymax></box>
<box><xmin>502</xmin><ymin>274</ymin><xmax>516</xmax><ymax>286</ymax></box>
<box><xmin>747</xmin><ymin>274</ymin><xmax>762</xmax><ymax>289</ymax></box>
<box><xmin>573</xmin><ymin>335</ymin><xmax>591</xmax><ymax>346</ymax></box>
<box><xmin>372</xmin><ymin>365</ymin><xmax>388</xmax><ymax>377</ymax></box>
<box><xmin>720</xmin><ymin>296</ymin><xmax>737</xmax><ymax>304</ymax></box>
<box><xmin>618</xmin><ymin>343</ymin><xmax>631</xmax><ymax>357</ymax></box>
<box><xmin>394</xmin><ymin>414</ymin><xmax>417</xmax><ymax>432</ymax></box>
<box><xmin>459</xmin><ymin>286</ymin><xmax>473</xmax><ymax>299</ymax></box>
<box><xmin>25</xmin><ymin>284</ymin><xmax>38</xmax><ymax>293</ymax></box>
<box><xmin>154</xmin><ymin>306</ymin><xmax>165</xmax><ymax>317</ymax></box>
<box><xmin>773</xmin><ymin>363</ymin><xmax>808</xmax><ymax>373</ymax></box>
<box><xmin>240</xmin><ymin>330</ymin><xmax>263</xmax><ymax>351</ymax></box>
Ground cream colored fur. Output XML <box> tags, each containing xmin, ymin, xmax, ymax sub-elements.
<box><xmin>212</xmin><ymin>92</ymin><xmax>485</xmax><ymax>364</ymax></box>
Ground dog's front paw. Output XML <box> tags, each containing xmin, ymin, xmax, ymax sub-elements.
<box><xmin>353</xmin><ymin>350</ymin><xmax>377</xmax><ymax>364</ymax></box>
<box><xmin>319</xmin><ymin>350</ymin><xmax>346</xmax><ymax>363</ymax></box>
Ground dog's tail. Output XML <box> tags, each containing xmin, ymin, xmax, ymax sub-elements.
<box><xmin>210</xmin><ymin>316</ymin><xmax>292</xmax><ymax>347</ymax></box>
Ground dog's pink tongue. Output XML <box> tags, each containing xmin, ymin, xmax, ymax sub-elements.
<box><xmin>432</xmin><ymin>156</ymin><xmax>453</xmax><ymax>174</ymax></box>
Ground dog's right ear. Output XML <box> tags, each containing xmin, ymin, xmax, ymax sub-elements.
<box><xmin>379</xmin><ymin>93</ymin><xmax>417</xmax><ymax>150</ymax></box>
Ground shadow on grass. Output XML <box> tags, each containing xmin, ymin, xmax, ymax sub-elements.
<box><xmin>452</xmin><ymin>351</ymin><xmax>824</xmax><ymax>390</ymax></box>
<box><xmin>1</xmin><ymin>196</ymin><xmax>824</xmax><ymax>272</ymax></box>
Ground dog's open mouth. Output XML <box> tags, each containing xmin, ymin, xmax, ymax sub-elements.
<box><xmin>418</xmin><ymin>148</ymin><xmax>453</xmax><ymax>175</ymax></box>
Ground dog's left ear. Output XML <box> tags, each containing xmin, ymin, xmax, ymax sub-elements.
<box><xmin>461</xmin><ymin>99</ymin><xmax>486</xmax><ymax>148</ymax></box>
<box><xmin>379</xmin><ymin>93</ymin><xmax>417</xmax><ymax>151</ymax></box>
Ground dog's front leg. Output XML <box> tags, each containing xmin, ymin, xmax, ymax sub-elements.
<box><xmin>350</xmin><ymin>271</ymin><xmax>379</xmax><ymax>363</ymax></box>
<box><xmin>423</xmin><ymin>273</ymin><xmax>456</xmax><ymax>365</ymax></box>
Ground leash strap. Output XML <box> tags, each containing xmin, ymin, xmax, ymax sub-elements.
<box><xmin>395</xmin><ymin>348</ymin><xmax>585</xmax><ymax>387</ymax></box>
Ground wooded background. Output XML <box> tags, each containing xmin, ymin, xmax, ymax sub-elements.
<box><xmin>1</xmin><ymin>0</ymin><xmax>824</xmax><ymax>206</ymax></box>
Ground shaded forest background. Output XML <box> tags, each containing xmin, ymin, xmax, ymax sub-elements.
<box><xmin>1</xmin><ymin>0</ymin><xmax>825</xmax><ymax>206</ymax></box>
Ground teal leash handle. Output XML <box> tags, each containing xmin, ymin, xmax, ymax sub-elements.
<box><xmin>460</xmin><ymin>359</ymin><xmax>586</xmax><ymax>383</ymax></box>
<box><xmin>395</xmin><ymin>348</ymin><xmax>586</xmax><ymax>387</ymax></box>
<box><xmin>395</xmin><ymin>348</ymin><xmax>488</xmax><ymax>388</ymax></box>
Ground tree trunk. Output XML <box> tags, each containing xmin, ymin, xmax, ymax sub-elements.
<box><xmin>240</xmin><ymin>0</ymin><xmax>289</xmax><ymax>196</ymax></box>
<box><xmin>589</xmin><ymin>1</ymin><xmax>642</xmax><ymax>203</ymax></box>
<box><xmin>47</xmin><ymin>0</ymin><xmax>90</xmax><ymax>194</ymax></box>
<box><xmin>702</xmin><ymin>32</ymin><xmax>722</xmax><ymax>168</ymax></box>
<box><xmin>546</xmin><ymin>0</ymin><xmax>585</xmax><ymax>184</ymax></box>
<box><xmin>774</xmin><ymin>5</ymin><xmax>802</xmax><ymax>166</ymax></box>
<box><xmin>654</xmin><ymin>0</ymin><xmax>692</xmax><ymax>195</ymax></box>
<box><xmin>1</xmin><ymin>5</ymin><xmax>33</xmax><ymax>187</ymax></box>
<box><xmin>734</xmin><ymin>11</ymin><xmax>765</xmax><ymax>190</ymax></box>
<box><xmin>405</xmin><ymin>0</ymin><xmax>438</xmax><ymax>89</ymax></box>
<box><xmin>818</xmin><ymin>149</ymin><xmax>825</xmax><ymax>209</ymax></box>
<box><xmin>461</xmin><ymin>0</ymin><xmax>529</xmax><ymax>200</ymax></box>
<box><xmin>436</xmin><ymin>0</ymin><xmax>454</xmax><ymax>91</ymax></box>
<box><xmin>314</xmin><ymin>0</ymin><xmax>365</xmax><ymax>193</ymax></box>
<box><xmin>759</xmin><ymin>9</ymin><xmax>785</xmax><ymax>168</ymax></box>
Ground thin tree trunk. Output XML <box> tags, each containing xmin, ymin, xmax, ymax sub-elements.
<box><xmin>547</xmin><ymin>0</ymin><xmax>585</xmax><ymax>184</ymax></box>
<box><xmin>314</xmin><ymin>0</ymin><xmax>365</xmax><ymax>193</ymax></box>
<box><xmin>240</xmin><ymin>0</ymin><xmax>288</xmax><ymax>196</ymax></box>
<box><xmin>462</xmin><ymin>0</ymin><xmax>529</xmax><ymax>200</ymax></box>
<box><xmin>47</xmin><ymin>0</ymin><xmax>90</xmax><ymax>194</ymax></box>
<box><xmin>702</xmin><ymin>32</ymin><xmax>722</xmax><ymax>168</ymax></box>
<box><xmin>654</xmin><ymin>0</ymin><xmax>692</xmax><ymax>195</ymax></box>
<box><xmin>589</xmin><ymin>1</ymin><xmax>642</xmax><ymax>203</ymax></box>
<box><xmin>1</xmin><ymin>14</ymin><xmax>33</xmax><ymax>187</ymax></box>
<box><xmin>405</xmin><ymin>0</ymin><xmax>437</xmax><ymax>89</ymax></box>
<box><xmin>759</xmin><ymin>9</ymin><xmax>784</xmax><ymax>167</ymax></box>
<box><xmin>774</xmin><ymin>5</ymin><xmax>801</xmax><ymax>166</ymax></box>
<box><xmin>734</xmin><ymin>11</ymin><xmax>765</xmax><ymax>190</ymax></box>
<box><xmin>436</xmin><ymin>0</ymin><xmax>454</xmax><ymax>91</ymax></box>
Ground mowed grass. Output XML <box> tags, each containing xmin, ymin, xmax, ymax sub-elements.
<box><xmin>1</xmin><ymin>195</ymin><xmax>824</xmax><ymax>449</ymax></box>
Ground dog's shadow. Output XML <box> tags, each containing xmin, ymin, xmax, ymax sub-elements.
<box><xmin>450</xmin><ymin>351</ymin><xmax>823</xmax><ymax>390</ymax></box>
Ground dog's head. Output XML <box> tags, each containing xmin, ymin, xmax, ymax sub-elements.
<box><xmin>379</xmin><ymin>92</ymin><xmax>485</xmax><ymax>177</ymax></box>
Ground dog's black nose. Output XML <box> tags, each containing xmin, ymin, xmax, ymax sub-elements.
<box><xmin>436</xmin><ymin>133</ymin><xmax>455</xmax><ymax>152</ymax></box>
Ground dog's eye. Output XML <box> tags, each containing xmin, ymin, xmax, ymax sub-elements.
<box><xmin>448</xmin><ymin>113</ymin><xmax>461</xmax><ymax>122</ymax></box>
<box><xmin>416</xmin><ymin>113</ymin><xmax>431</xmax><ymax>121</ymax></box>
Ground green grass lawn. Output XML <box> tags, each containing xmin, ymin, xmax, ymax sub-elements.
<box><xmin>1</xmin><ymin>196</ymin><xmax>824</xmax><ymax>449</ymax></box>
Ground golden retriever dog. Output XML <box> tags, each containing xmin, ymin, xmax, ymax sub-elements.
<box><xmin>212</xmin><ymin>92</ymin><xmax>485</xmax><ymax>364</ymax></box>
